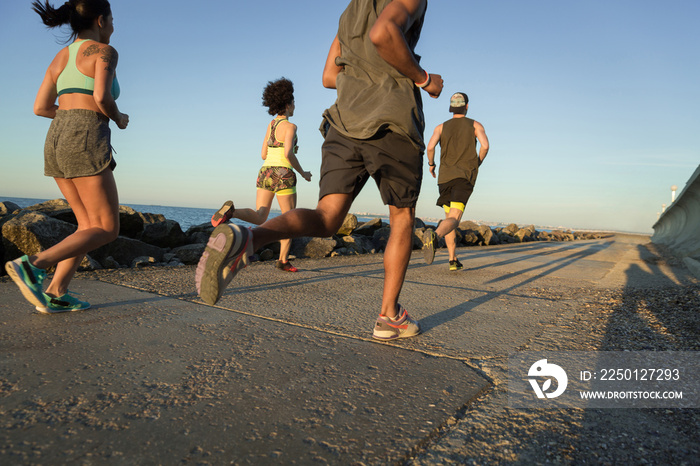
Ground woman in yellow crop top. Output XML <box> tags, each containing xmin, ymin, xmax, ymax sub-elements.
<box><xmin>4</xmin><ymin>0</ymin><xmax>129</xmax><ymax>313</ymax></box>
<box><xmin>211</xmin><ymin>78</ymin><xmax>312</xmax><ymax>272</ymax></box>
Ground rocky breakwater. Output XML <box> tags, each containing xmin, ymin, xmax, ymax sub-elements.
<box><xmin>247</xmin><ymin>217</ymin><xmax>608</xmax><ymax>260</ymax></box>
<box><xmin>0</xmin><ymin>199</ymin><xmax>607</xmax><ymax>275</ymax></box>
<box><xmin>1</xmin><ymin>199</ymin><xmax>197</xmax><ymax>273</ymax></box>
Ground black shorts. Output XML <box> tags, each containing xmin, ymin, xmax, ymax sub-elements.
<box><xmin>436</xmin><ymin>178</ymin><xmax>474</xmax><ymax>208</ymax></box>
<box><xmin>319</xmin><ymin>127</ymin><xmax>422</xmax><ymax>208</ymax></box>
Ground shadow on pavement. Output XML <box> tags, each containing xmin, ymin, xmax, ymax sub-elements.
<box><xmin>420</xmin><ymin>241</ymin><xmax>613</xmax><ymax>334</ymax></box>
<box><xmin>569</xmin><ymin>241</ymin><xmax>699</xmax><ymax>464</ymax></box>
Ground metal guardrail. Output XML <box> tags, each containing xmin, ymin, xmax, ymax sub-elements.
<box><xmin>652</xmin><ymin>164</ymin><xmax>700</xmax><ymax>278</ymax></box>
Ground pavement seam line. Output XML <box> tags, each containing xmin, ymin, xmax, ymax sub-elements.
<box><xmin>93</xmin><ymin>279</ymin><xmax>497</xmax><ymax>383</ymax></box>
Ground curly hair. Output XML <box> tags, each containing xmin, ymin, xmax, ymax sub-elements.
<box><xmin>262</xmin><ymin>78</ymin><xmax>294</xmax><ymax>116</ymax></box>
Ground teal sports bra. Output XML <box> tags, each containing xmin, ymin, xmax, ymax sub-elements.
<box><xmin>56</xmin><ymin>40</ymin><xmax>120</xmax><ymax>99</ymax></box>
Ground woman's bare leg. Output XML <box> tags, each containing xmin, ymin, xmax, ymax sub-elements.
<box><xmin>31</xmin><ymin>170</ymin><xmax>120</xmax><ymax>297</ymax></box>
<box><xmin>231</xmin><ymin>189</ymin><xmax>275</xmax><ymax>225</ymax></box>
<box><xmin>275</xmin><ymin>192</ymin><xmax>297</xmax><ymax>263</ymax></box>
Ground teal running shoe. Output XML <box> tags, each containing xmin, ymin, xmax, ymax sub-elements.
<box><xmin>36</xmin><ymin>291</ymin><xmax>91</xmax><ymax>314</ymax></box>
<box><xmin>5</xmin><ymin>255</ymin><xmax>47</xmax><ymax>309</ymax></box>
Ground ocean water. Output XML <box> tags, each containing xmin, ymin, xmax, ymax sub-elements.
<box><xmin>0</xmin><ymin>196</ymin><xmax>392</xmax><ymax>231</ymax></box>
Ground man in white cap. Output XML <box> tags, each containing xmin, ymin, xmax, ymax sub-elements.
<box><xmin>422</xmin><ymin>92</ymin><xmax>489</xmax><ymax>270</ymax></box>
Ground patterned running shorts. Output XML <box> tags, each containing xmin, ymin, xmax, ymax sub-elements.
<box><xmin>256</xmin><ymin>166</ymin><xmax>297</xmax><ymax>194</ymax></box>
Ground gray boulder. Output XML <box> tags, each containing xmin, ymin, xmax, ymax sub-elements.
<box><xmin>90</xmin><ymin>236</ymin><xmax>165</xmax><ymax>268</ymax></box>
<box><xmin>1</xmin><ymin>211</ymin><xmax>76</xmax><ymax>263</ymax></box>
<box><xmin>336</xmin><ymin>214</ymin><xmax>359</xmax><ymax>236</ymax></box>
<box><xmin>185</xmin><ymin>222</ymin><xmax>215</xmax><ymax>244</ymax></box>
<box><xmin>514</xmin><ymin>225</ymin><xmax>539</xmax><ymax>243</ymax></box>
<box><xmin>459</xmin><ymin>220</ymin><xmax>480</xmax><ymax>231</ymax></box>
<box><xmin>118</xmin><ymin>206</ymin><xmax>146</xmax><ymax>238</ymax></box>
<box><xmin>172</xmin><ymin>243</ymin><xmax>206</xmax><ymax>265</ymax></box>
<box><xmin>331</xmin><ymin>247</ymin><xmax>353</xmax><ymax>257</ymax></box>
<box><xmin>102</xmin><ymin>256</ymin><xmax>122</xmax><ymax>268</ymax></box>
<box><xmin>478</xmin><ymin>225</ymin><xmax>497</xmax><ymax>245</ymax></box>
<box><xmin>118</xmin><ymin>206</ymin><xmax>166</xmax><ymax>239</ymax></box>
<box><xmin>131</xmin><ymin>256</ymin><xmax>157</xmax><ymax>268</ymax></box>
<box><xmin>23</xmin><ymin>199</ymin><xmax>77</xmax><ymax>225</ymax></box>
<box><xmin>372</xmin><ymin>227</ymin><xmax>392</xmax><ymax>251</ymax></box>
<box><xmin>341</xmin><ymin>235</ymin><xmax>376</xmax><ymax>254</ymax></box>
<box><xmin>503</xmin><ymin>223</ymin><xmax>520</xmax><ymax>236</ymax></box>
<box><xmin>0</xmin><ymin>201</ymin><xmax>21</xmax><ymax>217</ymax></box>
<box><xmin>140</xmin><ymin>219</ymin><xmax>187</xmax><ymax>249</ymax></box>
<box><xmin>291</xmin><ymin>236</ymin><xmax>337</xmax><ymax>259</ymax></box>
<box><xmin>548</xmin><ymin>230</ymin><xmax>562</xmax><ymax>241</ymax></box>
<box><xmin>461</xmin><ymin>229</ymin><xmax>480</xmax><ymax>246</ymax></box>
<box><xmin>80</xmin><ymin>255</ymin><xmax>103</xmax><ymax>271</ymax></box>
<box><xmin>498</xmin><ymin>231</ymin><xmax>516</xmax><ymax>243</ymax></box>
<box><xmin>354</xmin><ymin>218</ymin><xmax>383</xmax><ymax>237</ymax></box>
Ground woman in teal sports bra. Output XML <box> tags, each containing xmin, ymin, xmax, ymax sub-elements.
<box><xmin>211</xmin><ymin>78</ymin><xmax>312</xmax><ymax>272</ymax></box>
<box><xmin>4</xmin><ymin>0</ymin><xmax>129</xmax><ymax>314</ymax></box>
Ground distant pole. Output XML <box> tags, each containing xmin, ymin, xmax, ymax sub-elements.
<box><xmin>671</xmin><ymin>185</ymin><xmax>678</xmax><ymax>203</ymax></box>
<box><xmin>662</xmin><ymin>203</ymin><xmax>667</xmax><ymax>213</ymax></box>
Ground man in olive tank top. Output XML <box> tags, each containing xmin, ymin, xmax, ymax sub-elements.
<box><xmin>319</xmin><ymin>0</ymin><xmax>443</xmax><ymax>340</ymax></box>
<box><xmin>195</xmin><ymin>0</ymin><xmax>444</xmax><ymax>341</ymax></box>
<box><xmin>423</xmin><ymin>92</ymin><xmax>490</xmax><ymax>270</ymax></box>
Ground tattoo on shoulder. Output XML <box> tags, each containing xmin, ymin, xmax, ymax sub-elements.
<box><xmin>99</xmin><ymin>47</ymin><xmax>117</xmax><ymax>73</ymax></box>
<box><xmin>83</xmin><ymin>44</ymin><xmax>101</xmax><ymax>57</ymax></box>
<box><xmin>82</xmin><ymin>44</ymin><xmax>117</xmax><ymax>73</ymax></box>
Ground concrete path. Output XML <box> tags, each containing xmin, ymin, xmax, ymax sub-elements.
<box><xmin>1</xmin><ymin>234</ymin><xmax>697</xmax><ymax>464</ymax></box>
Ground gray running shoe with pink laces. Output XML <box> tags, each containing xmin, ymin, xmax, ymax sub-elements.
<box><xmin>372</xmin><ymin>304</ymin><xmax>421</xmax><ymax>340</ymax></box>
<box><xmin>195</xmin><ymin>223</ymin><xmax>253</xmax><ymax>305</ymax></box>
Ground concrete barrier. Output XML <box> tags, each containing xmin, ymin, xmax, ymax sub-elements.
<box><xmin>652</xmin><ymin>164</ymin><xmax>700</xmax><ymax>278</ymax></box>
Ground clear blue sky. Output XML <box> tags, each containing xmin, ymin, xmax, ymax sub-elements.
<box><xmin>1</xmin><ymin>0</ymin><xmax>698</xmax><ymax>233</ymax></box>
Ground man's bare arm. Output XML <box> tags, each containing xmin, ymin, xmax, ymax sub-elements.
<box><xmin>474</xmin><ymin>121</ymin><xmax>489</xmax><ymax>165</ymax></box>
<box><xmin>369</xmin><ymin>0</ymin><xmax>443</xmax><ymax>98</ymax></box>
<box><xmin>322</xmin><ymin>35</ymin><xmax>342</xmax><ymax>89</ymax></box>
<box><xmin>426</xmin><ymin>124</ymin><xmax>442</xmax><ymax>178</ymax></box>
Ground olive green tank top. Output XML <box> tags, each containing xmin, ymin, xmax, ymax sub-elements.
<box><xmin>437</xmin><ymin>117</ymin><xmax>479</xmax><ymax>185</ymax></box>
<box><xmin>321</xmin><ymin>0</ymin><xmax>427</xmax><ymax>150</ymax></box>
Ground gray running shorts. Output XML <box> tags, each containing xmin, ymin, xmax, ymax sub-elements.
<box><xmin>319</xmin><ymin>126</ymin><xmax>423</xmax><ymax>208</ymax></box>
<box><xmin>44</xmin><ymin>109</ymin><xmax>115</xmax><ymax>179</ymax></box>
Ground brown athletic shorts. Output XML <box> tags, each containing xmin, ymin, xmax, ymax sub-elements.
<box><xmin>44</xmin><ymin>109</ymin><xmax>115</xmax><ymax>179</ymax></box>
<box><xmin>319</xmin><ymin>126</ymin><xmax>423</xmax><ymax>208</ymax></box>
